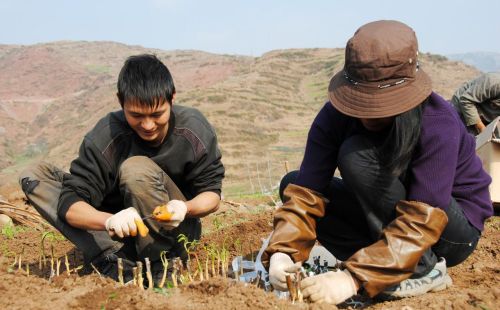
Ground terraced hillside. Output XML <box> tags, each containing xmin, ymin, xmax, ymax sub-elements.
<box><xmin>0</xmin><ymin>42</ymin><xmax>480</xmax><ymax>197</ymax></box>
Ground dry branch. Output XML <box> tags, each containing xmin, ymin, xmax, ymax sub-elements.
<box><xmin>221</xmin><ymin>199</ymin><xmax>244</xmax><ymax>208</ymax></box>
<box><xmin>0</xmin><ymin>200</ymin><xmax>53</xmax><ymax>230</ymax></box>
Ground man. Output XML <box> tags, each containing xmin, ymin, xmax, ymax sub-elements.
<box><xmin>19</xmin><ymin>54</ymin><xmax>225</xmax><ymax>283</ymax></box>
<box><xmin>450</xmin><ymin>72</ymin><xmax>500</xmax><ymax>134</ymax></box>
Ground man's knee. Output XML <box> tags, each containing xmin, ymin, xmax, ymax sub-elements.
<box><xmin>19</xmin><ymin>162</ymin><xmax>58</xmax><ymax>195</ymax></box>
<box><xmin>119</xmin><ymin>156</ymin><xmax>162</xmax><ymax>189</ymax></box>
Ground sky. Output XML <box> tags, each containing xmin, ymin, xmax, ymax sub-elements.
<box><xmin>0</xmin><ymin>0</ymin><xmax>499</xmax><ymax>56</ymax></box>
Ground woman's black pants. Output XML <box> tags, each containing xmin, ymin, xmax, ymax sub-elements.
<box><xmin>280</xmin><ymin>135</ymin><xmax>480</xmax><ymax>277</ymax></box>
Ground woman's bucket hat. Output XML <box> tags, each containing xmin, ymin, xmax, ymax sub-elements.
<box><xmin>329</xmin><ymin>20</ymin><xmax>432</xmax><ymax>118</ymax></box>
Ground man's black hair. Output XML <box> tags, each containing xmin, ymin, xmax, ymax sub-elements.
<box><xmin>117</xmin><ymin>54</ymin><xmax>175</xmax><ymax>107</ymax></box>
<box><xmin>378</xmin><ymin>98</ymin><xmax>425</xmax><ymax>176</ymax></box>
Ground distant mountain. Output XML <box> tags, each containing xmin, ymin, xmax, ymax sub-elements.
<box><xmin>447</xmin><ymin>52</ymin><xmax>500</xmax><ymax>73</ymax></box>
<box><xmin>0</xmin><ymin>42</ymin><xmax>481</xmax><ymax>197</ymax></box>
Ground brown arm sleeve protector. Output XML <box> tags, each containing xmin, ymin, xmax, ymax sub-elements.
<box><xmin>344</xmin><ymin>200</ymin><xmax>448</xmax><ymax>297</ymax></box>
<box><xmin>261</xmin><ymin>184</ymin><xmax>326</xmax><ymax>268</ymax></box>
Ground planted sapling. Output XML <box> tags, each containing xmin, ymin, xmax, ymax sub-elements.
<box><xmin>145</xmin><ymin>257</ymin><xmax>153</xmax><ymax>290</ymax></box>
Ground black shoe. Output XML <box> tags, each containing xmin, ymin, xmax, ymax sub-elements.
<box><xmin>88</xmin><ymin>250</ymin><xmax>136</xmax><ymax>283</ymax></box>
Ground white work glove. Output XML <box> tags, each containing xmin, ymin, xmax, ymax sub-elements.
<box><xmin>301</xmin><ymin>269</ymin><xmax>358</xmax><ymax>304</ymax></box>
<box><xmin>162</xmin><ymin>200</ymin><xmax>187</xmax><ymax>230</ymax></box>
<box><xmin>269</xmin><ymin>252</ymin><xmax>302</xmax><ymax>291</ymax></box>
<box><xmin>104</xmin><ymin>207</ymin><xmax>141</xmax><ymax>238</ymax></box>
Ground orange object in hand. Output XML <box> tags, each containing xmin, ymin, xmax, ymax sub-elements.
<box><xmin>134</xmin><ymin>218</ymin><xmax>149</xmax><ymax>237</ymax></box>
<box><xmin>152</xmin><ymin>204</ymin><xmax>174</xmax><ymax>221</ymax></box>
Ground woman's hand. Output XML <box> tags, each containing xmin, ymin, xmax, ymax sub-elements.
<box><xmin>301</xmin><ymin>269</ymin><xmax>358</xmax><ymax>304</ymax></box>
<box><xmin>269</xmin><ymin>252</ymin><xmax>302</xmax><ymax>291</ymax></box>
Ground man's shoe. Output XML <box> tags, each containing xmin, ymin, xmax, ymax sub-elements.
<box><xmin>381</xmin><ymin>258</ymin><xmax>452</xmax><ymax>298</ymax></box>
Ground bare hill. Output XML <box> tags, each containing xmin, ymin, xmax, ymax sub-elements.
<box><xmin>0</xmin><ymin>42</ymin><xmax>480</xmax><ymax>197</ymax></box>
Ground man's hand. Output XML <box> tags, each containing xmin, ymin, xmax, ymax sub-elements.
<box><xmin>162</xmin><ymin>200</ymin><xmax>188</xmax><ymax>230</ymax></box>
<box><xmin>269</xmin><ymin>252</ymin><xmax>302</xmax><ymax>291</ymax></box>
<box><xmin>476</xmin><ymin>119</ymin><xmax>486</xmax><ymax>133</ymax></box>
<box><xmin>301</xmin><ymin>269</ymin><xmax>358</xmax><ymax>304</ymax></box>
<box><xmin>104</xmin><ymin>207</ymin><xmax>141</xmax><ymax>238</ymax></box>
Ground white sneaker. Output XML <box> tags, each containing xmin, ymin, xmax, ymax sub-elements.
<box><xmin>381</xmin><ymin>258</ymin><xmax>452</xmax><ymax>298</ymax></box>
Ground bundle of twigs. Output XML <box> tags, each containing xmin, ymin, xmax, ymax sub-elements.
<box><xmin>0</xmin><ymin>198</ymin><xmax>53</xmax><ymax>231</ymax></box>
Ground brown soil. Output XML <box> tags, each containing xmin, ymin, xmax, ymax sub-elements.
<box><xmin>0</xmin><ymin>201</ymin><xmax>498</xmax><ymax>310</ymax></box>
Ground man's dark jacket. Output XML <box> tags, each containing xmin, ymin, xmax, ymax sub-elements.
<box><xmin>57</xmin><ymin>105</ymin><xmax>225</xmax><ymax>218</ymax></box>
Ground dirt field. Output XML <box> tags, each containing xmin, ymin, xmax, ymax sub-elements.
<box><xmin>0</xmin><ymin>197</ymin><xmax>498</xmax><ymax>310</ymax></box>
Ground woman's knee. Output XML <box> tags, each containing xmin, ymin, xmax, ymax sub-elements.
<box><xmin>337</xmin><ymin>135</ymin><xmax>380</xmax><ymax>186</ymax></box>
<box><xmin>434</xmin><ymin>235</ymin><xmax>479</xmax><ymax>267</ymax></box>
<box><xmin>434</xmin><ymin>199</ymin><xmax>481</xmax><ymax>266</ymax></box>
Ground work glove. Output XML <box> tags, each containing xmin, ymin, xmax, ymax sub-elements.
<box><xmin>301</xmin><ymin>269</ymin><xmax>358</xmax><ymax>304</ymax></box>
<box><xmin>162</xmin><ymin>200</ymin><xmax>187</xmax><ymax>230</ymax></box>
<box><xmin>269</xmin><ymin>252</ymin><xmax>302</xmax><ymax>291</ymax></box>
<box><xmin>105</xmin><ymin>207</ymin><xmax>142</xmax><ymax>238</ymax></box>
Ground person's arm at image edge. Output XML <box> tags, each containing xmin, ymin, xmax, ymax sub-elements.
<box><xmin>459</xmin><ymin>74</ymin><xmax>500</xmax><ymax>133</ymax></box>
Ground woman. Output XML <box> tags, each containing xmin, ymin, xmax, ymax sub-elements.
<box><xmin>262</xmin><ymin>20</ymin><xmax>493</xmax><ymax>305</ymax></box>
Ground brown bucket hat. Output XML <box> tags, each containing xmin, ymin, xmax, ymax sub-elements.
<box><xmin>329</xmin><ymin>20</ymin><xmax>432</xmax><ymax>119</ymax></box>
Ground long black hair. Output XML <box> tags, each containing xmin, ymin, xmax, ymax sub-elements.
<box><xmin>378</xmin><ymin>98</ymin><xmax>426</xmax><ymax>176</ymax></box>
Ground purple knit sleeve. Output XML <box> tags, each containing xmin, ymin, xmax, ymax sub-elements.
<box><xmin>407</xmin><ymin>113</ymin><xmax>459</xmax><ymax>209</ymax></box>
<box><xmin>295</xmin><ymin>103</ymin><xmax>340</xmax><ymax>194</ymax></box>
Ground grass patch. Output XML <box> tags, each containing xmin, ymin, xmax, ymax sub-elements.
<box><xmin>281</xmin><ymin>129</ymin><xmax>309</xmax><ymax>138</ymax></box>
<box><xmin>1</xmin><ymin>223</ymin><xmax>26</xmax><ymax>239</ymax></box>
<box><xmin>269</xmin><ymin>146</ymin><xmax>305</xmax><ymax>153</ymax></box>
<box><xmin>85</xmin><ymin>64</ymin><xmax>111</xmax><ymax>74</ymax></box>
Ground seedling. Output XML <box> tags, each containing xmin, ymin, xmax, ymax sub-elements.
<box><xmin>117</xmin><ymin>258</ymin><xmax>124</xmax><ymax>286</ymax></box>
<box><xmin>11</xmin><ymin>255</ymin><xmax>17</xmax><ymax>268</ymax></box>
<box><xmin>1</xmin><ymin>222</ymin><xmax>25</xmax><ymax>239</ymax></box>
<box><xmin>132</xmin><ymin>267</ymin><xmax>138</xmax><ymax>286</ymax></box>
<box><xmin>189</xmin><ymin>240</ymin><xmax>204</xmax><ymax>281</ymax></box>
<box><xmin>41</xmin><ymin>231</ymin><xmax>55</xmax><ymax>268</ymax></box>
<box><xmin>171</xmin><ymin>258</ymin><xmax>179</xmax><ymax>287</ymax></box>
<box><xmin>234</xmin><ymin>239</ymin><xmax>244</xmax><ymax>278</ymax></box>
<box><xmin>177</xmin><ymin>234</ymin><xmax>197</xmax><ymax>282</ymax></box>
<box><xmin>90</xmin><ymin>263</ymin><xmax>102</xmax><ymax>277</ymax></box>
<box><xmin>18</xmin><ymin>247</ymin><xmax>24</xmax><ymax>271</ymax></box>
<box><xmin>179</xmin><ymin>273</ymin><xmax>188</xmax><ymax>285</ymax></box>
<box><xmin>206</xmin><ymin>243</ymin><xmax>217</xmax><ymax>277</ymax></box>
<box><xmin>286</xmin><ymin>271</ymin><xmax>304</xmax><ymax>303</ymax></box>
<box><xmin>145</xmin><ymin>257</ymin><xmax>153</xmax><ymax>290</ymax></box>
<box><xmin>50</xmin><ymin>245</ymin><xmax>55</xmax><ymax>278</ymax></box>
<box><xmin>39</xmin><ymin>254</ymin><xmax>43</xmax><ymax>271</ymax></box>
<box><xmin>202</xmin><ymin>244</ymin><xmax>210</xmax><ymax>280</ymax></box>
<box><xmin>50</xmin><ymin>259</ymin><xmax>55</xmax><ymax>278</ymax></box>
<box><xmin>220</xmin><ymin>238</ymin><xmax>230</xmax><ymax>278</ymax></box>
<box><xmin>56</xmin><ymin>258</ymin><xmax>61</xmax><ymax>276</ymax></box>
<box><xmin>158</xmin><ymin>251</ymin><xmax>169</xmax><ymax>288</ymax></box>
<box><xmin>137</xmin><ymin>261</ymin><xmax>144</xmax><ymax>290</ymax></box>
<box><xmin>212</xmin><ymin>217</ymin><xmax>223</xmax><ymax>231</ymax></box>
<box><xmin>65</xmin><ymin>254</ymin><xmax>71</xmax><ymax>275</ymax></box>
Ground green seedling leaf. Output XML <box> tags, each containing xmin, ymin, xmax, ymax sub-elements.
<box><xmin>1</xmin><ymin>223</ymin><xmax>25</xmax><ymax>239</ymax></box>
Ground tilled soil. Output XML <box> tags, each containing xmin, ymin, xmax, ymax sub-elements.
<box><xmin>0</xmin><ymin>203</ymin><xmax>498</xmax><ymax>310</ymax></box>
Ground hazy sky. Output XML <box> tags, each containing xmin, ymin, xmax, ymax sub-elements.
<box><xmin>1</xmin><ymin>0</ymin><xmax>498</xmax><ymax>56</ymax></box>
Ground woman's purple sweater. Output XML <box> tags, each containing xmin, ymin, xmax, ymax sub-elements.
<box><xmin>295</xmin><ymin>92</ymin><xmax>493</xmax><ymax>231</ymax></box>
